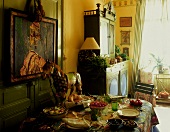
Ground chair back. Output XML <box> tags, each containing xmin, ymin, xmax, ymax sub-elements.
<box><xmin>135</xmin><ymin>82</ymin><xmax>154</xmax><ymax>95</ymax></box>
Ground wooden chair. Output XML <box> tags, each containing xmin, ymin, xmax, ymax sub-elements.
<box><xmin>134</xmin><ymin>82</ymin><xmax>156</xmax><ymax>106</ymax></box>
<box><xmin>135</xmin><ymin>82</ymin><xmax>154</xmax><ymax>95</ymax></box>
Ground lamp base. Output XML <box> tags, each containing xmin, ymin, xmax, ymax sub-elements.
<box><xmin>78</xmin><ymin>50</ymin><xmax>96</xmax><ymax>63</ymax></box>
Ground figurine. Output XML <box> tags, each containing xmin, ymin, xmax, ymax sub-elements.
<box><xmin>66</xmin><ymin>72</ymin><xmax>83</xmax><ymax>102</ymax></box>
<box><xmin>42</xmin><ymin>60</ymin><xmax>68</xmax><ymax>106</ymax></box>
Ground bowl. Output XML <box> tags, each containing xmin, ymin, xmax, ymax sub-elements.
<box><xmin>107</xmin><ymin>119</ymin><xmax>123</xmax><ymax>130</ymax></box>
<box><xmin>123</xmin><ymin>120</ymin><xmax>138</xmax><ymax>129</ymax></box>
<box><xmin>43</xmin><ymin>106</ymin><xmax>68</xmax><ymax>120</ymax></box>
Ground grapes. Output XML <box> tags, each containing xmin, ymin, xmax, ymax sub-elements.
<box><xmin>130</xmin><ymin>99</ymin><xmax>143</xmax><ymax>106</ymax></box>
<box><xmin>90</xmin><ymin>101</ymin><xmax>107</xmax><ymax>108</ymax></box>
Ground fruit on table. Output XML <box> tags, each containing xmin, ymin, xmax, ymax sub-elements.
<box><xmin>130</xmin><ymin>99</ymin><xmax>142</xmax><ymax>106</ymax></box>
<box><xmin>158</xmin><ymin>91</ymin><xmax>169</xmax><ymax>99</ymax></box>
<box><xmin>90</xmin><ymin>101</ymin><xmax>107</xmax><ymax>108</ymax></box>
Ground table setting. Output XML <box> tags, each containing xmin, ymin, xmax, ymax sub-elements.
<box><xmin>19</xmin><ymin>94</ymin><xmax>159</xmax><ymax>132</ymax></box>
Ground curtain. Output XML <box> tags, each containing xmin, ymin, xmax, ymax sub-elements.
<box><xmin>130</xmin><ymin>0</ymin><xmax>146</xmax><ymax>95</ymax></box>
<box><xmin>140</xmin><ymin>0</ymin><xmax>170</xmax><ymax>73</ymax></box>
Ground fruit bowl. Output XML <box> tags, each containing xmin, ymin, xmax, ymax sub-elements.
<box><xmin>158</xmin><ymin>91</ymin><xmax>169</xmax><ymax>99</ymax></box>
<box><xmin>89</xmin><ymin>101</ymin><xmax>108</xmax><ymax>121</ymax></box>
<box><xmin>130</xmin><ymin>99</ymin><xmax>143</xmax><ymax>107</ymax></box>
<box><xmin>89</xmin><ymin>101</ymin><xmax>108</xmax><ymax>109</ymax></box>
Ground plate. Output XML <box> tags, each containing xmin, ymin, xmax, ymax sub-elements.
<box><xmin>108</xmin><ymin>94</ymin><xmax>126</xmax><ymax>100</ymax></box>
<box><xmin>117</xmin><ymin>109</ymin><xmax>140</xmax><ymax>119</ymax></box>
<box><xmin>62</xmin><ymin>117</ymin><xmax>90</xmax><ymax>129</ymax></box>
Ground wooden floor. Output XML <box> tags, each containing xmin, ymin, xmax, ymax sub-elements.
<box><xmin>154</xmin><ymin>102</ymin><xmax>170</xmax><ymax>132</ymax></box>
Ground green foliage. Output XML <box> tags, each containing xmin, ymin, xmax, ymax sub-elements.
<box><xmin>81</xmin><ymin>56</ymin><xmax>108</xmax><ymax>73</ymax></box>
<box><xmin>150</xmin><ymin>53</ymin><xmax>163</xmax><ymax>64</ymax></box>
<box><xmin>150</xmin><ymin>53</ymin><xmax>164</xmax><ymax>72</ymax></box>
<box><xmin>86</xmin><ymin>56</ymin><xmax>108</xmax><ymax>67</ymax></box>
<box><xmin>120</xmin><ymin>53</ymin><xmax>129</xmax><ymax>61</ymax></box>
<box><xmin>115</xmin><ymin>45</ymin><xmax>121</xmax><ymax>57</ymax></box>
<box><xmin>115</xmin><ymin>45</ymin><xmax>129</xmax><ymax>60</ymax></box>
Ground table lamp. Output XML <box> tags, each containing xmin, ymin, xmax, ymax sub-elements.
<box><xmin>80</xmin><ymin>37</ymin><xmax>100</xmax><ymax>50</ymax></box>
<box><xmin>80</xmin><ymin>37</ymin><xmax>100</xmax><ymax>57</ymax></box>
<box><xmin>78</xmin><ymin>37</ymin><xmax>100</xmax><ymax>64</ymax></box>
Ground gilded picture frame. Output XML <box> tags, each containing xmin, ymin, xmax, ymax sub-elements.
<box><xmin>120</xmin><ymin>17</ymin><xmax>132</xmax><ymax>27</ymax></box>
<box><xmin>9</xmin><ymin>8</ymin><xmax>57</xmax><ymax>83</ymax></box>
<box><xmin>121</xmin><ymin>31</ymin><xmax>130</xmax><ymax>45</ymax></box>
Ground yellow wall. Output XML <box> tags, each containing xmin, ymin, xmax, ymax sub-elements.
<box><xmin>63</xmin><ymin>0</ymin><xmax>136</xmax><ymax>91</ymax></box>
<box><xmin>63</xmin><ymin>0</ymin><xmax>105</xmax><ymax>73</ymax></box>
<box><xmin>113</xmin><ymin>0</ymin><xmax>136</xmax><ymax>90</ymax></box>
<box><xmin>0</xmin><ymin>0</ymin><xmax>2</xmax><ymax>82</ymax></box>
<box><xmin>0</xmin><ymin>0</ymin><xmax>136</xmax><ymax>85</ymax></box>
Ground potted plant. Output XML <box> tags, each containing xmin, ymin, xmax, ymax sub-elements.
<box><xmin>115</xmin><ymin>45</ymin><xmax>129</xmax><ymax>61</ymax></box>
<box><xmin>150</xmin><ymin>53</ymin><xmax>164</xmax><ymax>73</ymax></box>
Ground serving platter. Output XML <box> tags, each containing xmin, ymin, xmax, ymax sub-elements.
<box><xmin>62</xmin><ymin>117</ymin><xmax>90</xmax><ymax>129</ymax></box>
<box><xmin>117</xmin><ymin>109</ymin><xmax>140</xmax><ymax>119</ymax></box>
<box><xmin>43</xmin><ymin>106</ymin><xmax>68</xmax><ymax>119</ymax></box>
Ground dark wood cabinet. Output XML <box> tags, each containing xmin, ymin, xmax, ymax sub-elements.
<box><xmin>84</xmin><ymin>4</ymin><xmax>115</xmax><ymax>57</ymax></box>
<box><xmin>79</xmin><ymin>5</ymin><xmax>129</xmax><ymax>96</ymax></box>
<box><xmin>78</xmin><ymin>66</ymin><xmax>106</xmax><ymax>95</ymax></box>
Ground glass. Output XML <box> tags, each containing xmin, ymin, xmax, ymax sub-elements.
<box><xmin>112</xmin><ymin>100</ymin><xmax>118</xmax><ymax>111</ymax></box>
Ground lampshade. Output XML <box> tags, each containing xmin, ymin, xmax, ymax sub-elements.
<box><xmin>80</xmin><ymin>37</ymin><xmax>100</xmax><ymax>50</ymax></box>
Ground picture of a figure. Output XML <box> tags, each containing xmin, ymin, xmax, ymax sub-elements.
<box><xmin>123</xmin><ymin>47</ymin><xmax>129</xmax><ymax>56</ymax></box>
<box><xmin>10</xmin><ymin>9</ymin><xmax>57</xmax><ymax>82</ymax></box>
<box><xmin>121</xmin><ymin>31</ymin><xmax>130</xmax><ymax>45</ymax></box>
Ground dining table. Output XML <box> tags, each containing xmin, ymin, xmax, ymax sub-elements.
<box><xmin>19</xmin><ymin>97</ymin><xmax>159</xmax><ymax>132</ymax></box>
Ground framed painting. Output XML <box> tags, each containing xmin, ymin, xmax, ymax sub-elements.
<box><xmin>120</xmin><ymin>31</ymin><xmax>130</xmax><ymax>45</ymax></box>
<box><xmin>123</xmin><ymin>47</ymin><xmax>129</xmax><ymax>56</ymax></box>
<box><xmin>120</xmin><ymin>17</ymin><xmax>132</xmax><ymax>27</ymax></box>
<box><xmin>9</xmin><ymin>8</ymin><xmax>57</xmax><ymax>83</ymax></box>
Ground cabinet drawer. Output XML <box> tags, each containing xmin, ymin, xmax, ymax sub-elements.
<box><xmin>107</xmin><ymin>64</ymin><xmax>121</xmax><ymax>72</ymax></box>
<box><xmin>120</xmin><ymin>61</ymin><xmax>129</xmax><ymax>69</ymax></box>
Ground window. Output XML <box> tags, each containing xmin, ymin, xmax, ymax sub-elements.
<box><xmin>140</xmin><ymin>0</ymin><xmax>170</xmax><ymax>72</ymax></box>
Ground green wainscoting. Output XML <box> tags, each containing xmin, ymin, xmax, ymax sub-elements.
<box><xmin>0</xmin><ymin>79</ymin><xmax>53</xmax><ymax>132</ymax></box>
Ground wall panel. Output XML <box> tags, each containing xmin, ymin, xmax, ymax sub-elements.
<box><xmin>0</xmin><ymin>0</ymin><xmax>59</xmax><ymax>131</ymax></box>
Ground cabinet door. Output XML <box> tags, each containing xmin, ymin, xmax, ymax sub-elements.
<box><xmin>100</xmin><ymin>18</ymin><xmax>109</xmax><ymax>55</ymax></box>
<box><xmin>119</xmin><ymin>68</ymin><xmax>128</xmax><ymax>96</ymax></box>
<box><xmin>109</xmin><ymin>21</ymin><xmax>115</xmax><ymax>58</ymax></box>
<box><xmin>80</xmin><ymin>71</ymin><xmax>106</xmax><ymax>95</ymax></box>
<box><xmin>106</xmin><ymin>71</ymin><xmax>119</xmax><ymax>95</ymax></box>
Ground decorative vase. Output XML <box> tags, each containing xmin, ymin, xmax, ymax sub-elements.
<box><xmin>157</xmin><ymin>64</ymin><xmax>163</xmax><ymax>74</ymax></box>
